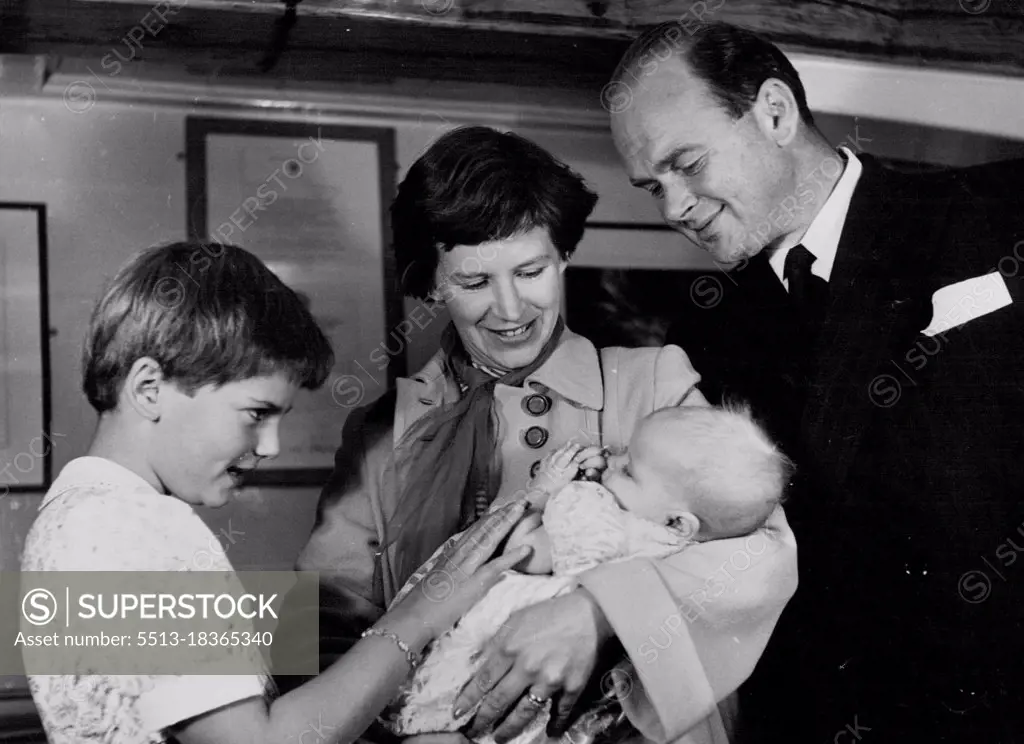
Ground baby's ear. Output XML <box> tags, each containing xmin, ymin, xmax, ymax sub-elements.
<box><xmin>665</xmin><ymin>510</ymin><xmax>700</xmax><ymax>541</ymax></box>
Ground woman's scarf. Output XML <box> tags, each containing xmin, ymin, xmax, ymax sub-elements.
<box><xmin>379</xmin><ymin>317</ymin><xmax>566</xmax><ymax>590</ymax></box>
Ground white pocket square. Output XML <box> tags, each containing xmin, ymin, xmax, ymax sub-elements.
<box><xmin>921</xmin><ymin>273</ymin><xmax>1012</xmax><ymax>337</ymax></box>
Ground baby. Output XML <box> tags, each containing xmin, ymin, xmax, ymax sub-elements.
<box><xmin>380</xmin><ymin>404</ymin><xmax>789</xmax><ymax>744</ymax></box>
<box><xmin>507</xmin><ymin>402</ymin><xmax>789</xmax><ymax>575</ymax></box>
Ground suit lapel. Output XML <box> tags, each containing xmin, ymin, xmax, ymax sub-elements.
<box><xmin>729</xmin><ymin>251</ymin><xmax>802</xmax><ymax>357</ymax></box>
<box><xmin>800</xmin><ymin>158</ymin><xmax>936</xmax><ymax>487</ymax></box>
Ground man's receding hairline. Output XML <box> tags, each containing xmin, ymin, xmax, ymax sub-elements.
<box><xmin>614</xmin><ymin>43</ymin><xmax>695</xmax><ymax>89</ymax></box>
<box><xmin>613</xmin><ymin>31</ymin><xmax>803</xmax><ymax>125</ymax></box>
<box><xmin>613</xmin><ymin>20</ymin><xmax>699</xmax><ymax>79</ymax></box>
<box><xmin>614</xmin><ymin>53</ymin><xmax>738</xmax><ymax>126</ymax></box>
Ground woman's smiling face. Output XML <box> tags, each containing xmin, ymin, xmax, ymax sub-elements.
<box><xmin>434</xmin><ymin>226</ymin><xmax>567</xmax><ymax>373</ymax></box>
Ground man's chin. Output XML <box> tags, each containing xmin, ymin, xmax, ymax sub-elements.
<box><xmin>706</xmin><ymin>240</ymin><xmax>757</xmax><ymax>266</ymax></box>
<box><xmin>704</xmin><ymin>246</ymin><xmax>743</xmax><ymax>265</ymax></box>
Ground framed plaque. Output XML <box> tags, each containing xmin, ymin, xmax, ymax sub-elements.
<box><xmin>0</xmin><ymin>203</ymin><xmax>52</xmax><ymax>492</ymax></box>
<box><xmin>186</xmin><ymin>118</ymin><xmax>403</xmax><ymax>484</ymax></box>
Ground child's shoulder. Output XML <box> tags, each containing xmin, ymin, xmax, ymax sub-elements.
<box><xmin>22</xmin><ymin>459</ymin><xmax>221</xmax><ymax>573</ymax></box>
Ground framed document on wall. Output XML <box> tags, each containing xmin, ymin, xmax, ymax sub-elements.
<box><xmin>186</xmin><ymin>118</ymin><xmax>403</xmax><ymax>484</ymax></box>
<box><xmin>0</xmin><ymin>203</ymin><xmax>52</xmax><ymax>491</ymax></box>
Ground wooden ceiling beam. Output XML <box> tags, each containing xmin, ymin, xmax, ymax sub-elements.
<box><xmin>3</xmin><ymin>0</ymin><xmax>630</xmax><ymax>89</ymax></box>
<box><xmin>4</xmin><ymin>0</ymin><xmax>1023</xmax><ymax>86</ymax></box>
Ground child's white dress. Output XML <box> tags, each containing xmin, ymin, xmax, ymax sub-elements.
<box><xmin>380</xmin><ymin>481</ymin><xmax>690</xmax><ymax>744</ymax></box>
<box><xmin>20</xmin><ymin>457</ymin><xmax>270</xmax><ymax>744</ymax></box>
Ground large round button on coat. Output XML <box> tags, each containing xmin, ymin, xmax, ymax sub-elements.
<box><xmin>522</xmin><ymin>394</ymin><xmax>552</xmax><ymax>416</ymax></box>
<box><xmin>522</xmin><ymin>426</ymin><xmax>549</xmax><ymax>449</ymax></box>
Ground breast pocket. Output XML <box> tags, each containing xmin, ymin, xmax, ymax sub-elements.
<box><xmin>912</xmin><ymin>299</ymin><xmax>1015</xmax><ymax>381</ymax></box>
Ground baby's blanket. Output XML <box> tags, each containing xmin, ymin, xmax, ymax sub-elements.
<box><xmin>380</xmin><ymin>482</ymin><xmax>689</xmax><ymax>744</ymax></box>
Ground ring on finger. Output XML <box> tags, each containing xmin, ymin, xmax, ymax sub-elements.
<box><xmin>525</xmin><ymin>691</ymin><xmax>550</xmax><ymax>706</ymax></box>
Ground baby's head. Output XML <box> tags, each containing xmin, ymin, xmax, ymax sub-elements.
<box><xmin>601</xmin><ymin>404</ymin><xmax>790</xmax><ymax>541</ymax></box>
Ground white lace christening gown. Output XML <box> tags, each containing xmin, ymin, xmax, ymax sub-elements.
<box><xmin>379</xmin><ymin>481</ymin><xmax>690</xmax><ymax>744</ymax></box>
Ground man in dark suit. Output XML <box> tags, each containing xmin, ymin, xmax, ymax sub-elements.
<box><xmin>608</xmin><ymin>20</ymin><xmax>1024</xmax><ymax>743</ymax></box>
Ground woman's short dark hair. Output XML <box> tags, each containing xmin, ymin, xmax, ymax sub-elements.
<box><xmin>614</xmin><ymin>21</ymin><xmax>815</xmax><ymax>127</ymax></box>
<box><xmin>391</xmin><ymin>126</ymin><xmax>598</xmax><ymax>299</ymax></box>
<box><xmin>82</xmin><ymin>241</ymin><xmax>335</xmax><ymax>413</ymax></box>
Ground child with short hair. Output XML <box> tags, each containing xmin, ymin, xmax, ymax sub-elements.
<box><xmin>382</xmin><ymin>403</ymin><xmax>790</xmax><ymax>743</ymax></box>
<box><xmin>21</xmin><ymin>242</ymin><xmax>532</xmax><ymax>744</ymax></box>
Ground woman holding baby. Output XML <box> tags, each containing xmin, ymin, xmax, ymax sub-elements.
<box><xmin>296</xmin><ymin>126</ymin><xmax>797</xmax><ymax>744</ymax></box>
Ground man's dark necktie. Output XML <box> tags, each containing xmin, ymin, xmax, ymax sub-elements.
<box><xmin>784</xmin><ymin>244</ymin><xmax>829</xmax><ymax>326</ymax></box>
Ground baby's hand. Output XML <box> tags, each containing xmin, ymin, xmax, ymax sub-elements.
<box><xmin>528</xmin><ymin>443</ymin><xmax>587</xmax><ymax>508</ymax></box>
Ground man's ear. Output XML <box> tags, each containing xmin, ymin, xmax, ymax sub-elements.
<box><xmin>753</xmin><ymin>78</ymin><xmax>801</xmax><ymax>148</ymax></box>
<box><xmin>665</xmin><ymin>510</ymin><xmax>701</xmax><ymax>541</ymax></box>
<box><xmin>121</xmin><ymin>357</ymin><xmax>167</xmax><ymax>422</ymax></box>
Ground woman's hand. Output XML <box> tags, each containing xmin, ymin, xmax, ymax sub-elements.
<box><xmin>386</xmin><ymin>500</ymin><xmax>533</xmax><ymax>640</ymax></box>
<box><xmin>452</xmin><ymin>590</ymin><xmax>615</xmax><ymax>743</ymax></box>
<box><xmin>503</xmin><ymin>509</ymin><xmax>554</xmax><ymax>575</ymax></box>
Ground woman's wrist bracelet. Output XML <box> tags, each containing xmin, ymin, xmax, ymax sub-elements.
<box><xmin>361</xmin><ymin>627</ymin><xmax>422</xmax><ymax>670</ymax></box>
